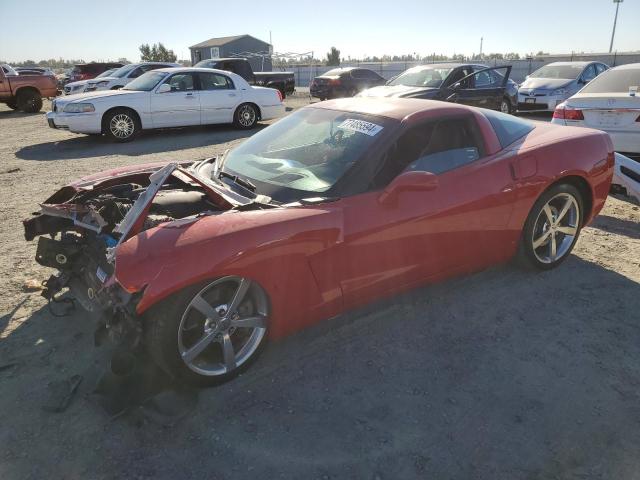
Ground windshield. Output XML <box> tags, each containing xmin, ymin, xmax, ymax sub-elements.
<box><xmin>222</xmin><ymin>108</ymin><xmax>390</xmax><ymax>201</ymax></box>
<box><xmin>96</xmin><ymin>68</ymin><xmax>116</xmax><ymax>79</ymax></box>
<box><xmin>580</xmin><ymin>68</ymin><xmax>640</xmax><ymax>94</ymax></box>
<box><xmin>123</xmin><ymin>71</ymin><xmax>168</xmax><ymax>91</ymax></box>
<box><xmin>529</xmin><ymin>65</ymin><xmax>583</xmax><ymax>80</ymax></box>
<box><xmin>388</xmin><ymin>67</ymin><xmax>453</xmax><ymax>88</ymax></box>
<box><xmin>110</xmin><ymin>64</ymin><xmax>136</xmax><ymax>78</ymax></box>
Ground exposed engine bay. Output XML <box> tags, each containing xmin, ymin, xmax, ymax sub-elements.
<box><xmin>22</xmin><ymin>160</ymin><xmax>274</xmax><ymax>347</ymax></box>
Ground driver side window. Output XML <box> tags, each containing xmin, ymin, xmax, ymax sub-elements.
<box><xmin>582</xmin><ymin>65</ymin><xmax>596</xmax><ymax>83</ymax></box>
<box><xmin>373</xmin><ymin>116</ymin><xmax>484</xmax><ymax>187</ymax></box>
<box><xmin>163</xmin><ymin>73</ymin><xmax>196</xmax><ymax>92</ymax></box>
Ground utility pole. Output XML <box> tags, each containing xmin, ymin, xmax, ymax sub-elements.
<box><xmin>609</xmin><ymin>0</ymin><xmax>623</xmax><ymax>53</ymax></box>
<box><xmin>479</xmin><ymin>37</ymin><xmax>483</xmax><ymax>59</ymax></box>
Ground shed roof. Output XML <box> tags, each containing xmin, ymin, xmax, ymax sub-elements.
<box><xmin>189</xmin><ymin>34</ymin><xmax>269</xmax><ymax>49</ymax></box>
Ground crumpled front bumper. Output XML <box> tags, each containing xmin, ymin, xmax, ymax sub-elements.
<box><xmin>612</xmin><ymin>153</ymin><xmax>640</xmax><ymax>203</ymax></box>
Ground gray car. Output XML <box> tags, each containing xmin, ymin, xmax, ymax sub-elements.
<box><xmin>517</xmin><ymin>61</ymin><xmax>609</xmax><ymax>112</ymax></box>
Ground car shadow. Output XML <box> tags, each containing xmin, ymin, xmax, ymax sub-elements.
<box><xmin>0</xmin><ymin>109</ymin><xmax>46</xmax><ymax>119</ymax></box>
<box><xmin>2</xmin><ymin>255</ymin><xmax>640</xmax><ymax>477</ymax></box>
<box><xmin>590</xmin><ymin>214</ymin><xmax>640</xmax><ymax>239</ymax></box>
<box><xmin>14</xmin><ymin>124</ymin><xmax>266</xmax><ymax>161</ymax></box>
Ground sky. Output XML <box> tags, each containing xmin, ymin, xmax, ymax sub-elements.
<box><xmin>0</xmin><ymin>0</ymin><xmax>638</xmax><ymax>62</ymax></box>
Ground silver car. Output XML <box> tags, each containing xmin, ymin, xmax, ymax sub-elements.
<box><xmin>517</xmin><ymin>61</ymin><xmax>609</xmax><ymax>112</ymax></box>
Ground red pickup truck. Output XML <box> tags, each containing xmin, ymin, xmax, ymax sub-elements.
<box><xmin>0</xmin><ymin>65</ymin><xmax>58</xmax><ymax>112</ymax></box>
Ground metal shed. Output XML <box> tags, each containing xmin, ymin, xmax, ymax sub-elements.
<box><xmin>189</xmin><ymin>34</ymin><xmax>273</xmax><ymax>71</ymax></box>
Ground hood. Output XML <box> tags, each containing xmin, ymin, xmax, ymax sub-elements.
<box><xmin>520</xmin><ymin>77</ymin><xmax>574</xmax><ymax>90</ymax></box>
<box><xmin>57</xmin><ymin>89</ymin><xmax>141</xmax><ymax>103</ymax></box>
<box><xmin>87</xmin><ymin>76</ymin><xmax>118</xmax><ymax>84</ymax></box>
<box><xmin>357</xmin><ymin>84</ymin><xmax>438</xmax><ymax>98</ymax></box>
<box><xmin>65</xmin><ymin>80</ymin><xmax>89</xmax><ymax>88</ymax></box>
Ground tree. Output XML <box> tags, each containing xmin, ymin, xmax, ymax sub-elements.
<box><xmin>139</xmin><ymin>43</ymin><xmax>177</xmax><ymax>62</ymax></box>
<box><xmin>505</xmin><ymin>52</ymin><xmax>520</xmax><ymax>60</ymax></box>
<box><xmin>326</xmin><ymin>47</ymin><xmax>340</xmax><ymax>66</ymax></box>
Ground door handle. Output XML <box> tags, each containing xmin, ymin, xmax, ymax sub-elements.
<box><xmin>185</xmin><ymin>92</ymin><xmax>194</xmax><ymax>97</ymax></box>
<box><xmin>228</xmin><ymin>93</ymin><xmax>236</xmax><ymax>97</ymax></box>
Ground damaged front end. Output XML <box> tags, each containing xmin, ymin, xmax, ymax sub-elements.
<box><xmin>23</xmin><ymin>160</ymin><xmax>269</xmax><ymax>347</ymax></box>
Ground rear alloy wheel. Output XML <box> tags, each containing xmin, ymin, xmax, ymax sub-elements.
<box><xmin>103</xmin><ymin>108</ymin><xmax>140</xmax><ymax>142</ymax></box>
<box><xmin>517</xmin><ymin>184</ymin><xmax>583</xmax><ymax>270</ymax></box>
<box><xmin>146</xmin><ymin>276</ymin><xmax>269</xmax><ymax>386</ymax></box>
<box><xmin>234</xmin><ymin>103</ymin><xmax>258</xmax><ymax>129</ymax></box>
<box><xmin>16</xmin><ymin>90</ymin><xmax>43</xmax><ymax>113</ymax></box>
<box><xmin>500</xmin><ymin>98</ymin><xmax>512</xmax><ymax>114</ymax></box>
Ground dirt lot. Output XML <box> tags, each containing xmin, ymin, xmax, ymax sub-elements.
<box><xmin>1</xmin><ymin>98</ymin><xmax>639</xmax><ymax>480</ymax></box>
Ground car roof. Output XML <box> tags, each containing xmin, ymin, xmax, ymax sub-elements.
<box><xmin>546</xmin><ymin>61</ymin><xmax>591</xmax><ymax>66</ymax></box>
<box><xmin>611</xmin><ymin>62</ymin><xmax>640</xmax><ymax>70</ymax></box>
<box><xmin>310</xmin><ymin>97</ymin><xmax>477</xmax><ymax>122</ymax></box>
<box><xmin>154</xmin><ymin>67</ymin><xmax>232</xmax><ymax>74</ymax></box>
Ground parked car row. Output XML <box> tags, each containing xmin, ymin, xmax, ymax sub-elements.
<box><xmin>310</xmin><ymin>61</ymin><xmax>610</xmax><ymax>116</ymax></box>
<box><xmin>63</xmin><ymin>62</ymin><xmax>179</xmax><ymax>94</ymax></box>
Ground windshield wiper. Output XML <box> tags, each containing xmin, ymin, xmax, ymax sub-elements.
<box><xmin>218</xmin><ymin>171</ymin><xmax>256</xmax><ymax>192</ymax></box>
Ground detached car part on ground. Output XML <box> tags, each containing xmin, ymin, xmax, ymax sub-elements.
<box><xmin>0</xmin><ymin>64</ymin><xmax>58</xmax><ymax>113</ymax></box>
<box><xmin>357</xmin><ymin>63</ymin><xmax>517</xmax><ymax>114</ymax></box>
<box><xmin>47</xmin><ymin>67</ymin><xmax>285</xmax><ymax>142</ymax></box>
<box><xmin>24</xmin><ymin>98</ymin><xmax>614</xmax><ymax>386</ymax></box>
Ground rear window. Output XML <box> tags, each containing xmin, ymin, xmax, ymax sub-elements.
<box><xmin>324</xmin><ymin>69</ymin><xmax>345</xmax><ymax>76</ymax></box>
<box><xmin>481</xmin><ymin>109</ymin><xmax>534</xmax><ymax>148</ymax></box>
<box><xmin>580</xmin><ymin>68</ymin><xmax>640</xmax><ymax>94</ymax></box>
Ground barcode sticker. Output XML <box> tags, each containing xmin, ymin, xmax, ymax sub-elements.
<box><xmin>337</xmin><ymin>119</ymin><xmax>383</xmax><ymax>136</ymax></box>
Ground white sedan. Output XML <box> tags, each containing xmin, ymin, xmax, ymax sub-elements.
<box><xmin>551</xmin><ymin>63</ymin><xmax>640</xmax><ymax>154</ymax></box>
<box><xmin>551</xmin><ymin>63</ymin><xmax>640</xmax><ymax>203</ymax></box>
<box><xmin>46</xmin><ymin>68</ymin><xmax>286</xmax><ymax>141</ymax></box>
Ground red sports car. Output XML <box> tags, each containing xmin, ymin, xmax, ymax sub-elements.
<box><xmin>24</xmin><ymin>98</ymin><xmax>614</xmax><ymax>385</ymax></box>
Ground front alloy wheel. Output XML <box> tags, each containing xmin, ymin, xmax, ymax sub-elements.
<box><xmin>104</xmin><ymin>108</ymin><xmax>140</xmax><ymax>142</ymax></box>
<box><xmin>146</xmin><ymin>276</ymin><xmax>269</xmax><ymax>385</ymax></box>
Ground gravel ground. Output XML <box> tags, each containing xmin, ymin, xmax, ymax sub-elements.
<box><xmin>0</xmin><ymin>98</ymin><xmax>639</xmax><ymax>480</ymax></box>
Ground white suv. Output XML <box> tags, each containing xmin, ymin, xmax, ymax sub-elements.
<box><xmin>84</xmin><ymin>62</ymin><xmax>180</xmax><ymax>92</ymax></box>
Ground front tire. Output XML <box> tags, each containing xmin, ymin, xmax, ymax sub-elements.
<box><xmin>500</xmin><ymin>97</ymin><xmax>512</xmax><ymax>114</ymax></box>
<box><xmin>6</xmin><ymin>99</ymin><xmax>18</xmax><ymax>110</ymax></box>
<box><xmin>517</xmin><ymin>183</ymin><xmax>584</xmax><ymax>270</ymax></box>
<box><xmin>103</xmin><ymin>108</ymin><xmax>140</xmax><ymax>142</ymax></box>
<box><xmin>233</xmin><ymin>103</ymin><xmax>259</xmax><ymax>129</ymax></box>
<box><xmin>16</xmin><ymin>90</ymin><xmax>43</xmax><ymax>113</ymax></box>
<box><xmin>145</xmin><ymin>276</ymin><xmax>269</xmax><ymax>386</ymax></box>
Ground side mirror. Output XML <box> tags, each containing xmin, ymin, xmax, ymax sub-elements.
<box><xmin>156</xmin><ymin>83</ymin><xmax>171</xmax><ymax>94</ymax></box>
<box><xmin>378</xmin><ymin>171</ymin><xmax>439</xmax><ymax>205</ymax></box>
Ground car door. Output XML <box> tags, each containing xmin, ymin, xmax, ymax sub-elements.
<box><xmin>150</xmin><ymin>72</ymin><xmax>201</xmax><ymax>128</ymax></box>
<box><xmin>198</xmin><ymin>71</ymin><xmax>238</xmax><ymax>124</ymax></box>
<box><xmin>335</xmin><ymin>115</ymin><xmax>516</xmax><ymax>308</ymax></box>
<box><xmin>450</xmin><ymin>66</ymin><xmax>512</xmax><ymax>110</ymax></box>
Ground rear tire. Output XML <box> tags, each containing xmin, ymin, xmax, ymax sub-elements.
<box><xmin>6</xmin><ymin>99</ymin><xmax>18</xmax><ymax>110</ymax></box>
<box><xmin>16</xmin><ymin>90</ymin><xmax>43</xmax><ymax>113</ymax></box>
<box><xmin>144</xmin><ymin>276</ymin><xmax>269</xmax><ymax>387</ymax></box>
<box><xmin>516</xmin><ymin>183</ymin><xmax>584</xmax><ymax>270</ymax></box>
<box><xmin>102</xmin><ymin>108</ymin><xmax>140</xmax><ymax>142</ymax></box>
<box><xmin>500</xmin><ymin>97</ymin><xmax>512</xmax><ymax>114</ymax></box>
<box><xmin>233</xmin><ymin>103</ymin><xmax>259</xmax><ymax>129</ymax></box>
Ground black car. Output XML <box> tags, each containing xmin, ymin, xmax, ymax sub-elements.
<box><xmin>358</xmin><ymin>63</ymin><xmax>517</xmax><ymax>113</ymax></box>
<box><xmin>310</xmin><ymin>67</ymin><xmax>386</xmax><ymax>100</ymax></box>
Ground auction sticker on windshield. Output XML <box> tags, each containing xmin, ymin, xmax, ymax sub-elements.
<box><xmin>337</xmin><ymin>119</ymin><xmax>383</xmax><ymax>136</ymax></box>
